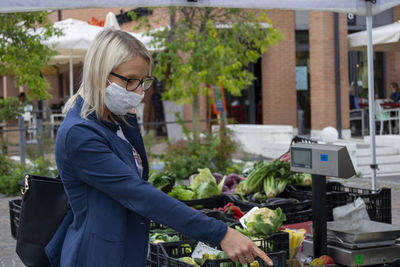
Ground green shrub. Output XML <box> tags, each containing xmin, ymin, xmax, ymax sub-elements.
<box><xmin>0</xmin><ymin>153</ymin><xmax>15</xmax><ymax>175</ymax></box>
<box><xmin>161</xmin><ymin>123</ymin><xmax>243</xmax><ymax>180</ymax></box>
<box><xmin>0</xmin><ymin>156</ymin><xmax>58</xmax><ymax>196</ymax></box>
<box><xmin>0</xmin><ymin>97</ymin><xmax>24</xmax><ymax>121</ymax></box>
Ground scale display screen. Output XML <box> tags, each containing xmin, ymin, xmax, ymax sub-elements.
<box><xmin>291</xmin><ymin>148</ymin><xmax>312</xmax><ymax>168</ymax></box>
<box><xmin>290</xmin><ymin>143</ymin><xmax>356</xmax><ymax>178</ymax></box>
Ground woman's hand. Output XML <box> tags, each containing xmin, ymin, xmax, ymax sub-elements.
<box><xmin>279</xmin><ymin>152</ymin><xmax>291</xmax><ymax>162</ymax></box>
<box><xmin>127</xmin><ymin>108</ymin><xmax>136</xmax><ymax>114</ymax></box>
<box><xmin>220</xmin><ymin>227</ymin><xmax>273</xmax><ymax>265</ymax></box>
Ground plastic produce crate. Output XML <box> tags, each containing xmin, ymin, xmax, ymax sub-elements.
<box><xmin>263</xmin><ymin>200</ymin><xmax>312</xmax><ymax>224</ymax></box>
<box><xmin>150</xmin><ymin>221</ymin><xmax>170</xmax><ymax>231</ymax></box>
<box><xmin>281</xmin><ymin>182</ymin><xmax>391</xmax><ymax>223</ymax></box>
<box><xmin>158</xmin><ymin>237</ymin><xmax>288</xmax><ymax>267</ymax></box>
<box><xmin>150</xmin><ymin>209</ymin><xmax>240</xmax><ymax>233</ymax></box>
<box><xmin>9</xmin><ymin>198</ymin><xmax>22</xmax><ymax>239</ymax></box>
<box><xmin>233</xmin><ymin>197</ymin><xmax>313</xmax><ymax>225</ymax></box>
<box><xmin>281</xmin><ymin>185</ymin><xmax>347</xmax><ymax>221</ymax></box>
<box><xmin>326</xmin><ymin>181</ymin><xmax>391</xmax><ymax>223</ymax></box>
<box><xmin>148</xmin><ymin>242</ymin><xmax>160</xmax><ymax>267</ymax></box>
<box><xmin>148</xmin><ymin>231</ymin><xmax>190</xmax><ymax>267</ymax></box>
<box><xmin>200</xmin><ymin>210</ymin><xmax>240</xmax><ymax>227</ymax></box>
<box><xmin>182</xmin><ymin>194</ymin><xmax>255</xmax><ymax>212</ymax></box>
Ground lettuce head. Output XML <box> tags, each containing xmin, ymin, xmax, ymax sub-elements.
<box><xmin>191</xmin><ymin>168</ymin><xmax>216</xmax><ymax>190</ymax></box>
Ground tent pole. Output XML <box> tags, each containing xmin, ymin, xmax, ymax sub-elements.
<box><xmin>69</xmin><ymin>49</ymin><xmax>74</xmax><ymax>97</ymax></box>
<box><xmin>366</xmin><ymin>0</ymin><xmax>377</xmax><ymax>190</ymax></box>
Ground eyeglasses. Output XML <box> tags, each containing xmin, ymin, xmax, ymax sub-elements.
<box><xmin>110</xmin><ymin>72</ymin><xmax>154</xmax><ymax>92</ymax></box>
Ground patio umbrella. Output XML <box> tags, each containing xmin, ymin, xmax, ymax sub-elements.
<box><xmin>105</xmin><ymin>11</ymin><xmax>120</xmax><ymax>29</ymax></box>
<box><xmin>3</xmin><ymin>0</ymin><xmax>400</xmax><ymax>189</ymax></box>
<box><xmin>42</xmin><ymin>18</ymin><xmax>104</xmax><ymax>97</ymax></box>
<box><xmin>348</xmin><ymin>20</ymin><xmax>400</xmax><ymax>51</ymax></box>
<box><xmin>43</xmin><ymin>14</ymin><xmax>152</xmax><ymax>97</ymax></box>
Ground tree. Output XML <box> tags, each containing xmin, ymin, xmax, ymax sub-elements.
<box><xmin>0</xmin><ymin>12</ymin><xmax>61</xmax><ymax>100</ymax></box>
<box><xmin>140</xmin><ymin>7</ymin><xmax>283</xmax><ymax>140</ymax></box>
<box><xmin>0</xmin><ymin>97</ymin><xmax>23</xmax><ymax>121</ymax></box>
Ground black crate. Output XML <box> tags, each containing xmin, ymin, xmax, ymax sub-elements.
<box><xmin>147</xmin><ymin>231</ymin><xmax>190</xmax><ymax>267</ymax></box>
<box><xmin>233</xmin><ymin>197</ymin><xmax>314</xmax><ymax>224</ymax></box>
<box><xmin>280</xmin><ymin>207</ymin><xmax>313</xmax><ymax>225</ymax></box>
<box><xmin>282</xmin><ymin>185</ymin><xmax>348</xmax><ymax>206</ymax></box>
<box><xmin>158</xmin><ymin>239</ymin><xmax>287</xmax><ymax>267</ymax></box>
<box><xmin>182</xmin><ymin>194</ymin><xmax>255</xmax><ymax>212</ymax></box>
<box><xmin>8</xmin><ymin>198</ymin><xmax>22</xmax><ymax>240</ymax></box>
<box><xmin>150</xmin><ymin>209</ymin><xmax>239</xmax><ymax>233</ymax></box>
<box><xmin>150</xmin><ymin>221</ymin><xmax>170</xmax><ymax>231</ymax></box>
<box><xmin>281</xmin><ymin>182</ymin><xmax>391</xmax><ymax>223</ymax></box>
<box><xmin>282</xmin><ymin>184</ymin><xmax>351</xmax><ymax>221</ymax></box>
<box><xmin>326</xmin><ymin>181</ymin><xmax>391</xmax><ymax>223</ymax></box>
<box><xmin>148</xmin><ymin>242</ymin><xmax>159</xmax><ymax>267</ymax></box>
<box><xmin>200</xmin><ymin>210</ymin><xmax>240</xmax><ymax>226</ymax></box>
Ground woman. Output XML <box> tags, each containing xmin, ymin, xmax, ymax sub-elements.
<box><xmin>389</xmin><ymin>82</ymin><xmax>400</xmax><ymax>103</ymax></box>
<box><xmin>47</xmin><ymin>29</ymin><xmax>273</xmax><ymax>267</ymax></box>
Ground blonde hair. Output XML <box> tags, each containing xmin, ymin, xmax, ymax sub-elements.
<box><xmin>63</xmin><ymin>28</ymin><xmax>153</xmax><ymax>120</ymax></box>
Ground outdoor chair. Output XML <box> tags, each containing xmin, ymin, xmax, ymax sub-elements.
<box><xmin>350</xmin><ymin>108</ymin><xmax>365</xmax><ymax>136</ymax></box>
<box><xmin>22</xmin><ymin>104</ymin><xmax>37</xmax><ymax>141</ymax></box>
<box><xmin>375</xmin><ymin>101</ymin><xmax>400</xmax><ymax>135</ymax></box>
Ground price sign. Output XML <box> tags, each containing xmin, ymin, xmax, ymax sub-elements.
<box><xmin>210</xmin><ymin>84</ymin><xmax>227</xmax><ymax>115</ymax></box>
<box><xmin>192</xmin><ymin>242</ymin><xmax>222</xmax><ymax>259</ymax></box>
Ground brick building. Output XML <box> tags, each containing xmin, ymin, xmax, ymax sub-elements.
<box><xmin>1</xmin><ymin>6</ymin><xmax>399</xmax><ymax>140</ymax></box>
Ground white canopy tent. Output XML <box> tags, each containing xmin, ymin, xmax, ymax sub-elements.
<box><xmin>0</xmin><ymin>0</ymin><xmax>399</xmax><ymax>16</ymax></box>
<box><xmin>348</xmin><ymin>20</ymin><xmax>400</xmax><ymax>51</ymax></box>
<box><xmin>3</xmin><ymin>0</ymin><xmax>400</xmax><ymax>189</ymax></box>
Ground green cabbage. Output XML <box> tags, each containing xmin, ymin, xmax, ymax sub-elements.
<box><xmin>191</xmin><ymin>168</ymin><xmax>216</xmax><ymax>190</ymax></box>
<box><xmin>194</xmin><ymin>181</ymin><xmax>221</xmax><ymax>199</ymax></box>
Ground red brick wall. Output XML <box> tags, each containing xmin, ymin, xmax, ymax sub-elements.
<box><xmin>47</xmin><ymin>7</ymin><xmax>354</xmax><ymax>134</ymax></box>
<box><xmin>385</xmin><ymin>6</ymin><xmax>400</xmax><ymax>98</ymax></box>
<box><xmin>261</xmin><ymin>10</ymin><xmax>297</xmax><ymax>127</ymax></box>
<box><xmin>309</xmin><ymin>12</ymin><xmax>349</xmax><ymax>131</ymax></box>
<box><xmin>339</xmin><ymin>13</ymin><xmax>350</xmax><ymax>129</ymax></box>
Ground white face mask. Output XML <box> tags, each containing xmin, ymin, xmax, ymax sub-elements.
<box><xmin>104</xmin><ymin>81</ymin><xmax>144</xmax><ymax>115</ymax></box>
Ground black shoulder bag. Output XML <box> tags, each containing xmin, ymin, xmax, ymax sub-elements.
<box><xmin>16</xmin><ymin>174</ymin><xmax>69</xmax><ymax>267</ymax></box>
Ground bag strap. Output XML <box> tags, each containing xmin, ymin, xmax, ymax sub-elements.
<box><xmin>21</xmin><ymin>174</ymin><xmax>63</xmax><ymax>195</ymax></box>
<box><xmin>21</xmin><ymin>175</ymin><xmax>29</xmax><ymax>195</ymax></box>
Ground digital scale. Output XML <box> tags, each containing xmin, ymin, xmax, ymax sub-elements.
<box><xmin>302</xmin><ymin>238</ymin><xmax>400</xmax><ymax>267</ymax></box>
<box><xmin>290</xmin><ymin>142</ymin><xmax>400</xmax><ymax>266</ymax></box>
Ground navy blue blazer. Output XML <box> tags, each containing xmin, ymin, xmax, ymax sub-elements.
<box><xmin>46</xmin><ymin>96</ymin><xmax>227</xmax><ymax>267</ymax></box>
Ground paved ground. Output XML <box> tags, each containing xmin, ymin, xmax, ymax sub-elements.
<box><xmin>0</xmin><ymin>196</ymin><xmax>24</xmax><ymax>267</ymax></box>
<box><xmin>1</xmin><ymin>175</ymin><xmax>399</xmax><ymax>266</ymax></box>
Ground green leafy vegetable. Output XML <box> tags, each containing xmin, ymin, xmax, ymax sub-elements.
<box><xmin>238</xmin><ymin>160</ymin><xmax>311</xmax><ymax>199</ymax></box>
<box><xmin>194</xmin><ymin>181</ymin><xmax>221</xmax><ymax>199</ymax></box>
<box><xmin>179</xmin><ymin>257</ymin><xmax>200</xmax><ymax>266</ymax></box>
<box><xmin>236</xmin><ymin>207</ymin><xmax>286</xmax><ymax>238</ymax></box>
<box><xmin>237</xmin><ymin>161</ymin><xmax>270</xmax><ymax>195</ymax></box>
<box><xmin>149</xmin><ymin>233</ymin><xmax>180</xmax><ymax>243</ymax></box>
<box><xmin>168</xmin><ymin>186</ymin><xmax>194</xmax><ymax>200</ymax></box>
<box><xmin>191</xmin><ymin>168</ymin><xmax>216</xmax><ymax>190</ymax></box>
<box><xmin>294</xmin><ymin>173</ymin><xmax>312</xmax><ymax>186</ymax></box>
<box><xmin>148</xmin><ymin>171</ymin><xmax>176</xmax><ymax>193</ymax></box>
<box><xmin>263</xmin><ymin>176</ymin><xmax>278</xmax><ymax>198</ymax></box>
